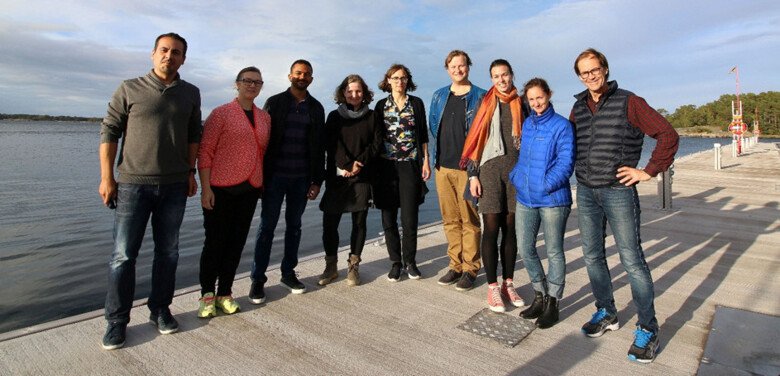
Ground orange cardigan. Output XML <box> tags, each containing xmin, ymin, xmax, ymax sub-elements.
<box><xmin>198</xmin><ymin>99</ymin><xmax>271</xmax><ymax>188</ymax></box>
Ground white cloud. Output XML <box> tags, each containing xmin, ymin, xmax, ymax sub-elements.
<box><xmin>0</xmin><ymin>0</ymin><xmax>778</xmax><ymax>117</ymax></box>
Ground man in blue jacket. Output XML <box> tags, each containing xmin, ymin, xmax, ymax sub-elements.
<box><xmin>429</xmin><ymin>50</ymin><xmax>486</xmax><ymax>291</ymax></box>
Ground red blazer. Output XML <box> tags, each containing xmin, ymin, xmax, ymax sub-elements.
<box><xmin>198</xmin><ymin>99</ymin><xmax>271</xmax><ymax>188</ymax></box>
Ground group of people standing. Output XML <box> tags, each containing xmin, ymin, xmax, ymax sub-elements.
<box><xmin>98</xmin><ymin>32</ymin><xmax>678</xmax><ymax>365</ymax></box>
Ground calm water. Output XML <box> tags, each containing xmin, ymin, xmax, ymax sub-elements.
<box><xmin>0</xmin><ymin>120</ymin><xmax>763</xmax><ymax>333</ymax></box>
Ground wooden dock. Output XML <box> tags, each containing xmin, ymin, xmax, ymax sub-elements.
<box><xmin>1</xmin><ymin>142</ymin><xmax>778</xmax><ymax>375</ymax></box>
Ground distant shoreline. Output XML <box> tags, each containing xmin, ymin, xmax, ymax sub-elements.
<box><xmin>1</xmin><ymin>117</ymin><xmax>778</xmax><ymax>138</ymax></box>
<box><xmin>0</xmin><ymin>116</ymin><xmax>101</xmax><ymax>122</ymax></box>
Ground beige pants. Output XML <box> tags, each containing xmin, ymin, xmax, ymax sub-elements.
<box><xmin>435</xmin><ymin>167</ymin><xmax>481</xmax><ymax>275</ymax></box>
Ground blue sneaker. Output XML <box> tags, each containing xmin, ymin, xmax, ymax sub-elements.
<box><xmin>628</xmin><ymin>326</ymin><xmax>660</xmax><ymax>363</ymax></box>
<box><xmin>581</xmin><ymin>308</ymin><xmax>619</xmax><ymax>337</ymax></box>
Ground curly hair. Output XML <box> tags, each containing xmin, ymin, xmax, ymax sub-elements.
<box><xmin>333</xmin><ymin>74</ymin><xmax>374</xmax><ymax>105</ymax></box>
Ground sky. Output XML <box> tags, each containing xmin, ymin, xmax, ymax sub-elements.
<box><xmin>0</xmin><ymin>0</ymin><xmax>778</xmax><ymax>118</ymax></box>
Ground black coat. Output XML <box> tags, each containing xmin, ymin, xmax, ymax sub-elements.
<box><xmin>319</xmin><ymin>108</ymin><xmax>381</xmax><ymax>213</ymax></box>
<box><xmin>262</xmin><ymin>89</ymin><xmax>326</xmax><ymax>186</ymax></box>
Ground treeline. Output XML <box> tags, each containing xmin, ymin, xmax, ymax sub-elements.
<box><xmin>0</xmin><ymin>113</ymin><xmax>101</xmax><ymax>122</ymax></box>
<box><xmin>661</xmin><ymin>91</ymin><xmax>780</xmax><ymax>135</ymax></box>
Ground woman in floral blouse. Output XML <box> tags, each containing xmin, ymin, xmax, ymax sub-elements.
<box><xmin>372</xmin><ymin>64</ymin><xmax>430</xmax><ymax>282</ymax></box>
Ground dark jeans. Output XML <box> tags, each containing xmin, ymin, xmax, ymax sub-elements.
<box><xmin>380</xmin><ymin>160</ymin><xmax>421</xmax><ymax>267</ymax></box>
<box><xmin>252</xmin><ymin>175</ymin><xmax>309</xmax><ymax>284</ymax></box>
<box><xmin>105</xmin><ymin>182</ymin><xmax>187</xmax><ymax>323</ymax></box>
<box><xmin>577</xmin><ymin>184</ymin><xmax>658</xmax><ymax>332</ymax></box>
<box><xmin>322</xmin><ymin>210</ymin><xmax>368</xmax><ymax>257</ymax></box>
<box><xmin>200</xmin><ymin>187</ymin><xmax>260</xmax><ymax>296</ymax></box>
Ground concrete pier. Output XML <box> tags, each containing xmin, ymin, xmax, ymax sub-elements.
<box><xmin>1</xmin><ymin>143</ymin><xmax>778</xmax><ymax>375</ymax></box>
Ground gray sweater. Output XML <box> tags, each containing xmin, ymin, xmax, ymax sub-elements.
<box><xmin>100</xmin><ymin>71</ymin><xmax>202</xmax><ymax>184</ymax></box>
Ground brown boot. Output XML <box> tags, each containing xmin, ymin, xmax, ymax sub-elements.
<box><xmin>346</xmin><ymin>254</ymin><xmax>361</xmax><ymax>286</ymax></box>
<box><xmin>318</xmin><ymin>256</ymin><xmax>339</xmax><ymax>286</ymax></box>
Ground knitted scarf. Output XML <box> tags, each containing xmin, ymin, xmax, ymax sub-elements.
<box><xmin>337</xmin><ymin>103</ymin><xmax>369</xmax><ymax>119</ymax></box>
<box><xmin>459</xmin><ymin>86</ymin><xmax>523</xmax><ymax>170</ymax></box>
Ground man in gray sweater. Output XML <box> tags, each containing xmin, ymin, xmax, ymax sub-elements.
<box><xmin>98</xmin><ymin>32</ymin><xmax>201</xmax><ymax>350</ymax></box>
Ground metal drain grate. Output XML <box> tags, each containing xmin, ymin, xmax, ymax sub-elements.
<box><xmin>457</xmin><ymin>308</ymin><xmax>536</xmax><ymax>347</ymax></box>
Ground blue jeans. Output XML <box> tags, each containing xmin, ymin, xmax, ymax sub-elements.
<box><xmin>105</xmin><ymin>182</ymin><xmax>187</xmax><ymax>323</ymax></box>
<box><xmin>252</xmin><ymin>175</ymin><xmax>309</xmax><ymax>284</ymax></box>
<box><xmin>577</xmin><ymin>184</ymin><xmax>658</xmax><ymax>332</ymax></box>
<box><xmin>515</xmin><ymin>202</ymin><xmax>570</xmax><ymax>299</ymax></box>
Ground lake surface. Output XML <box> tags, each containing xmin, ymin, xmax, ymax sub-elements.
<box><xmin>0</xmin><ymin>120</ymin><xmax>767</xmax><ymax>333</ymax></box>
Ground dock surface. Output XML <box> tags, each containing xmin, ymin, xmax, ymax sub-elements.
<box><xmin>1</xmin><ymin>142</ymin><xmax>779</xmax><ymax>375</ymax></box>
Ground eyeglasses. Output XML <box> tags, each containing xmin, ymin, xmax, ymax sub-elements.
<box><xmin>239</xmin><ymin>79</ymin><xmax>264</xmax><ymax>86</ymax></box>
<box><xmin>388</xmin><ymin>76</ymin><xmax>409</xmax><ymax>83</ymax></box>
<box><xmin>579</xmin><ymin>67</ymin><xmax>603</xmax><ymax>79</ymax></box>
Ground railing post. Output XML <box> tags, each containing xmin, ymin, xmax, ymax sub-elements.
<box><xmin>657</xmin><ymin>164</ymin><xmax>673</xmax><ymax>210</ymax></box>
<box><xmin>714</xmin><ymin>143</ymin><xmax>722</xmax><ymax>170</ymax></box>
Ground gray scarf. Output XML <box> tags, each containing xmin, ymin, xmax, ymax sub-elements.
<box><xmin>337</xmin><ymin>103</ymin><xmax>369</xmax><ymax>119</ymax></box>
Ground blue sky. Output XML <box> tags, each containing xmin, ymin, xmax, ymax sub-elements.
<box><xmin>0</xmin><ymin>0</ymin><xmax>778</xmax><ymax>118</ymax></box>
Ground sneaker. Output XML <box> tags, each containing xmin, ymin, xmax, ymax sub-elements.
<box><xmin>455</xmin><ymin>272</ymin><xmax>476</xmax><ymax>291</ymax></box>
<box><xmin>406</xmin><ymin>264</ymin><xmax>422</xmax><ymax>280</ymax></box>
<box><xmin>149</xmin><ymin>309</ymin><xmax>179</xmax><ymax>335</ymax></box>
<box><xmin>249</xmin><ymin>282</ymin><xmax>266</xmax><ymax>304</ymax></box>
<box><xmin>215</xmin><ymin>295</ymin><xmax>240</xmax><ymax>315</ymax></box>
<box><xmin>581</xmin><ymin>308</ymin><xmax>619</xmax><ymax>338</ymax></box>
<box><xmin>628</xmin><ymin>326</ymin><xmax>660</xmax><ymax>363</ymax></box>
<box><xmin>487</xmin><ymin>283</ymin><xmax>505</xmax><ymax>313</ymax></box>
<box><xmin>387</xmin><ymin>263</ymin><xmax>402</xmax><ymax>282</ymax></box>
<box><xmin>280</xmin><ymin>274</ymin><xmax>306</xmax><ymax>294</ymax></box>
<box><xmin>501</xmin><ymin>279</ymin><xmax>525</xmax><ymax>307</ymax></box>
<box><xmin>437</xmin><ymin>269</ymin><xmax>462</xmax><ymax>286</ymax></box>
<box><xmin>198</xmin><ymin>292</ymin><xmax>217</xmax><ymax>318</ymax></box>
<box><xmin>101</xmin><ymin>322</ymin><xmax>127</xmax><ymax>350</ymax></box>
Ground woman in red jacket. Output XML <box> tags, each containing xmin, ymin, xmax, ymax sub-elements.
<box><xmin>196</xmin><ymin>67</ymin><xmax>271</xmax><ymax>318</ymax></box>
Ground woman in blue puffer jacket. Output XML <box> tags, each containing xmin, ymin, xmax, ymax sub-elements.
<box><xmin>509</xmin><ymin>77</ymin><xmax>575</xmax><ymax>329</ymax></box>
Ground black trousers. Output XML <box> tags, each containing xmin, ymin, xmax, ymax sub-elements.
<box><xmin>322</xmin><ymin>210</ymin><xmax>368</xmax><ymax>257</ymax></box>
<box><xmin>380</xmin><ymin>160</ymin><xmax>421</xmax><ymax>267</ymax></box>
<box><xmin>481</xmin><ymin>212</ymin><xmax>517</xmax><ymax>284</ymax></box>
<box><xmin>200</xmin><ymin>187</ymin><xmax>259</xmax><ymax>296</ymax></box>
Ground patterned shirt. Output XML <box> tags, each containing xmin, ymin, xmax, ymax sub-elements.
<box><xmin>381</xmin><ymin>95</ymin><xmax>417</xmax><ymax>161</ymax></box>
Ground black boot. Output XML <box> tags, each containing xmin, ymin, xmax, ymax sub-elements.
<box><xmin>535</xmin><ymin>296</ymin><xmax>559</xmax><ymax>329</ymax></box>
<box><xmin>520</xmin><ymin>291</ymin><xmax>544</xmax><ymax>319</ymax></box>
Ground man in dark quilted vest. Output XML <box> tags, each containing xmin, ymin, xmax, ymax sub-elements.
<box><xmin>569</xmin><ymin>48</ymin><xmax>679</xmax><ymax>364</ymax></box>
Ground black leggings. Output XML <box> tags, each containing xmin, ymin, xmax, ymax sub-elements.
<box><xmin>481</xmin><ymin>212</ymin><xmax>517</xmax><ymax>284</ymax></box>
<box><xmin>323</xmin><ymin>210</ymin><xmax>368</xmax><ymax>257</ymax></box>
<box><xmin>200</xmin><ymin>187</ymin><xmax>259</xmax><ymax>296</ymax></box>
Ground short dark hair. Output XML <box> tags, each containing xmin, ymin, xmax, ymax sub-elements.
<box><xmin>235</xmin><ymin>66</ymin><xmax>261</xmax><ymax>82</ymax></box>
<box><xmin>334</xmin><ymin>74</ymin><xmax>374</xmax><ymax>105</ymax></box>
<box><xmin>489</xmin><ymin>59</ymin><xmax>513</xmax><ymax>75</ymax></box>
<box><xmin>290</xmin><ymin>59</ymin><xmax>313</xmax><ymax>73</ymax></box>
<box><xmin>574</xmin><ymin>48</ymin><xmax>610</xmax><ymax>80</ymax></box>
<box><xmin>444</xmin><ymin>50</ymin><xmax>472</xmax><ymax>68</ymax></box>
<box><xmin>523</xmin><ymin>77</ymin><xmax>552</xmax><ymax>98</ymax></box>
<box><xmin>154</xmin><ymin>32</ymin><xmax>188</xmax><ymax>57</ymax></box>
<box><xmin>378</xmin><ymin>64</ymin><xmax>417</xmax><ymax>93</ymax></box>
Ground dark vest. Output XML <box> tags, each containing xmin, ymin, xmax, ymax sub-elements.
<box><xmin>572</xmin><ymin>81</ymin><xmax>644</xmax><ymax>188</ymax></box>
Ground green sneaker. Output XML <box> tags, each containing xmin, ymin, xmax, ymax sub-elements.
<box><xmin>216</xmin><ymin>295</ymin><xmax>240</xmax><ymax>315</ymax></box>
<box><xmin>198</xmin><ymin>293</ymin><xmax>217</xmax><ymax>318</ymax></box>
